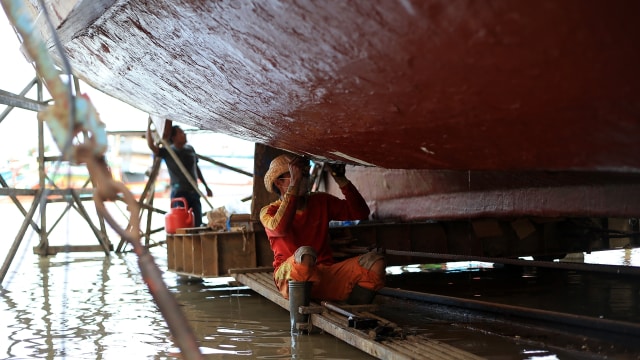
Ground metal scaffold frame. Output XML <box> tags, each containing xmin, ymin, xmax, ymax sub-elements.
<box><xmin>0</xmin><ymin>2</ymin><xmax>205</xmax><ymax>356</ymax></box>
<box><xmin>0</xmin><ymin>74</ymin><xmax>169</xmax><ymax>280</ymax></box>
<box><xmin>0</xmin><ymin>74</ymin><xmax>259</xmax><ymax>271</ymax></box>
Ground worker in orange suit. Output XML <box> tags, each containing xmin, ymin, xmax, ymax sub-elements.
<box><xmin>260</xmin><ymin>154</ymin><xmax>385</xmax><ymax>303</ymax></box>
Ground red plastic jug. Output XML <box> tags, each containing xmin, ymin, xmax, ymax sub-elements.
<box><xmin>165</xmin><ymin>197</ymin><xmax>194</xmax><ymax>234</ymax></box>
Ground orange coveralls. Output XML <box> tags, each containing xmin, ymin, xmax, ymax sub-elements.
<box><xmin>260</xmin><ymin>182</ymin><xmax>384</xmax><ymax>300</ymax></box>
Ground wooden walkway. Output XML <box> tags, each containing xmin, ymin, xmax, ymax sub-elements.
<box><xmin>230</xmin><ymin>269</ymin><xmax>485</xmax><ymax>360</ymax></box>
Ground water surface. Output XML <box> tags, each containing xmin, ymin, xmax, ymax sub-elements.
<box><xmin>0</xmin><ymin>202</ymin><xmax>372</xmax><ymax>359</ymax></box>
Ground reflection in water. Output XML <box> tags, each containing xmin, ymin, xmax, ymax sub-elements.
<box><xmin>623</xmin><ymin>248</ymin><xmax>632</xmax><ymax>266</ymax></box>
<box><xmin>2</xmin><ymin>197</ymin><xmax>638</xmax><ymax>359</ymax></box>
<box><xmin>584</xmin><ymin>247</ymin><xmax>640</xmax><ymax>266</ymax></box>
<box><xmin>385</xmin><ymin>249</ymin><xmax>640</xmax><ymax>323</ymax></box>
<box><xmin>0</xmin><ymin>247</ymin><xmax>372</xmax><ymax>359</ymax></box>
<box><xmin>2</xmin><ymin>252</ymin><xmax>172</xmax><ymax>359</ymax></box>
<box><xmin>0</xmin><ymin>201</ymin><xmax>372</xmax><ymax>359</ymax></box>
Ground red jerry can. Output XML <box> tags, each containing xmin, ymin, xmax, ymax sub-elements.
<box><xmin>165</xmin><ymin>197</ymin><xmax>194</xmax><ymax>234</ymax></box>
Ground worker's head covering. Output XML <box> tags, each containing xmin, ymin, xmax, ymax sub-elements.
<box><xmin>264</xmin><ymin>154</ymin><xmax>293</xmax><ymax>193</ymax></box>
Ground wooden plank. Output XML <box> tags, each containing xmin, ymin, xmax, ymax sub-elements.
<box><xmin>176</xmin><ymin>227</ymin><xmax>207</xmax><ymax>234</ymax></box>
<box><xmin>36</xmin><ymin>244</ymin><xmax>113</xmax><ymax>255</ymax></box>
<box><xmin>386</xmin><ymin>339</ymin><xmax>451</xmax><ymax>360</ymax></box>
<box><xmin>250</xmin><ymin>274</ymin><xmax>279</xmax><ymax>295</ymax></box>
<box><xmin>184</xmin><ymin>235</ymin><xmax>194</xmax><ymax>274</ymax></box>
<box><xmin>201</xmin><ymin>234</ymin><xmax>218</xmax><ymax>277</ymax></box>
<box><xmin>384</xmin><ymin>335</ymin><xmax>484</xmax><ymax>360</ymax></box>
<box><xmin>192</xmin><ymin>234</ymin><xmax>203</xmax><ymax>276</ymax></box>
<box><xmin>228</xmin><ymin>267</ymin><xmax>274</xmax><ymax>274</ymax></box>
<box><xmin>166</xmin><ymin>231</ymin><xmax>261</xmax><ymax>278</ymax></box>
<box><xmin>233</xmin><ymin>271</ymin><xmax>487</xmax><ymax>360</ymax></box>
<box><xmin>308</xmin><ymin>312</ymin><xmax>413</xmax><ymax>360</ymax></box>
<box><xmin>218</xmin><ymin>231</ymin><xmax>257</xmax><ymax>272</ymax></box>
<box><xmin>234</xmin><ymin>272</ymin><xmax>287</xmax><ymax>309</ymax></box>
<box><xmin>174</xmin><ymin>236</ymin><xmax>184</xmax><ymax>272</ymax></box>
<box><xmin>166</xmin><ymin>235</ymin><xmax>175</xmax><ymax>271</ymax></box>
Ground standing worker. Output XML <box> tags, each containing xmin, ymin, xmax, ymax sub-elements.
<box><xmin>147</xmin><ymin>119</ymin><xmax>212</xmax><ymax>227</ymax></box>
<box><xmin>260</xmin><ymin>154</ymin><xmax>385</xmax><ymax>303</ymax></box>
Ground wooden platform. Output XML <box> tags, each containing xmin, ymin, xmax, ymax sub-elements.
<box><xmin>231</xmin><ymin>269</ymin><xmax>485</xmax><ymax>360</ymax></box>
<box><xmin>167</xmin><ymin>228</ymin><xmax>258</xmax><ymax>277</ymax></box>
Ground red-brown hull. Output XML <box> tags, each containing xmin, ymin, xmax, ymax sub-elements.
<box><xmin>38</xmin><ymin>0</ymin><xmax>640</xmax><ymax>172</ymax></box>
<box><xmin>11</xmin><ymin>0</ymin><xmax>640</xmax><ymax>221</ymax></box>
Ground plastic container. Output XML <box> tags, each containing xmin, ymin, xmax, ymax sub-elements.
<box><xmin>165</xmin><ymin>197</ymin><xmax>194</xmax><ymax>234</ymax></box>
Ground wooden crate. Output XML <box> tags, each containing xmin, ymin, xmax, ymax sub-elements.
<box><xmin>167</xmin><ymin>229</ymin><xmax>257</xmax><ymax>277</ymax></box>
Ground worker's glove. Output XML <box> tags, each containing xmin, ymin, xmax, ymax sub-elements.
<box><xmin>328</xmin><ymin>163</ymin><xmax>349</xmax><ymax>187</ymax></box>
<box><xmin>328</xmin><ymin>163</ymin><xmax>345</xmax><ymax>177</ymax></box>
<box><xmin>294</xmin><ymin>246</ymin><xmax>317</xmax><ymax>265</ymax></box>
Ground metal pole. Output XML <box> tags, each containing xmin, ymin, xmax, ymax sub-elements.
<box><xmin>36</xmin><ymin>78</ymin><xmax>48</xmax><ymax>255</ymax></box>
<box><xmin>74</xmin><ymin>75</ymin><xmax>110</xmax><ymax>249</ymax></box>
<box><xmin>0</xmin><ymin>190</ymin><xmax>42</xmax><ymax>284</ymax></box>
<box><xmin>197</xmin><ymin>154</ymin><xmax>253</xmax><ymax>178</ymax></box>
<box><xmin>142</xmin><ymin>156</ymin><xmax>162</xmax><ymax>247</ymax></box>
<box><xmin>342</xmin><ymin>247</ymin><xmax>640</xmax><ymax>276</ymax></box>
<box><xmin>0</xmin><ymin>176</ymin><xmax>41</xmax><ymax>233</ymax></box>
<box><xmin>69</xmin><ymin>189</ymin><xmax>110</xmax><ymax>254</ymax></box>
<box><xmin>117</xmin><ymin>156</ymin><xmax>162</xmax><ymax>252</ymax></box>
<box><xmin>144</xmin><ymin>187</ymin><xmax>155</xmax><ymax>248</ymax></box>
<box><xmin>378</xmin><ymin>286</ymin><xmax>640</xmax><ymax>338</ymax></box>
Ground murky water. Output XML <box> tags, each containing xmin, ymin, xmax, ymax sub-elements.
<box><xmin>2</xmin><ymin>201</ymin><xmax>639</xmax><ymax>359</ymax></box>
<box><xmin>386</xmin><ymin>251</ymin><xmax>640</xmax><ymax>322</ymax></box>
<box><xmin>382</xmin><ymin>250</ymin><xmax>640</xmax><ymax>359</ymax></box>
<box><xmin>0</xmin><ymin>202</ymin><xmax>372</xmax><ymax>359</ymax></box>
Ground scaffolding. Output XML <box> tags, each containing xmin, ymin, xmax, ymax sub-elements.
<box><xmin>0</xmin><ymin>74</ymin><xmax>257</xmax><ymax>279</ymax></box>
<box><xmin>0</xmin><ymin>75</ymin><xmax>141</xmax><ymax>274</ymax></box>
<box><xmin>0</xmin><ymin>2</ymin><xmax>259</xmax><ymax>358</ymax></box>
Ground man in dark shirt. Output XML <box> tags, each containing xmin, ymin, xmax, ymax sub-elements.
<box><xmin>147</xmin><ymin>122</ymin><xmax>212</xmax><ymax>227</ymax></box>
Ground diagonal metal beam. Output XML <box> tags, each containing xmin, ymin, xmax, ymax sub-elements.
<box><xmin>0</xmin><ymin>175</ymin><xmax>42</xmax><ymax>233</ymax></box>
<box><xmin>197</xmin><ymin>154</ymin><xmax>253</xmax><ymax>178</ymax></box>
<box><xmin>0</xmin><ymin>190</ymin><xmax>43</xmax><ymax>285</ymax></box>
<box><xmin>69</xmin><ymin>189</ymin><xmax>111</xmax><ymax>254</ymax></box>
<box><xmin>0</xmin><ymin>77</ymin><xmax>38</xmax><ymax>122</ymax></box>
<box><xmin>0</xmin><ymin>87</ymin><xmax>48</xmax><ymax>112</ymax></box>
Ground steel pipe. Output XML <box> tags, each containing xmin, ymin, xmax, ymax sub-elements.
<box><xmin>378</xmin><ymin>287</ymin><xmax>640</xmax><ymax>338</ymax></box>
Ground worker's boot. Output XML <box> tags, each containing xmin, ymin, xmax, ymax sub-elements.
<box><xmin>347</xmin><ymin>284</ymin><xmax>376</xmax><ymax>305</ymax></box>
